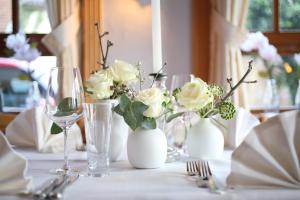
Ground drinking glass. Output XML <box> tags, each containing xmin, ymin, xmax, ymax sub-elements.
<box><xmin>45</xmin><ymin>67</ymin><xmax>84</xmax><ymax>174</ymax></box>
<box><xmin>169</xmin><ymin>74</ymin><xmax>195</xmax><ymax>155</ymax></box>
<box><xmin>83</xmin><ymin>102</ymin><xmax>112</xmax><ymax>177</ymax></box>
<box><xmin>170</xmin><ymin>74</ymin><xmax>195</xmax><ymax>92</ymax></box>
<box><xmin>262</xmin><ymin>78</ymin><xmax>280</xmax><ymax>117</ymax></box>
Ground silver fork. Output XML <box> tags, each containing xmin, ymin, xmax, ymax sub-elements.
<box><xmin>197</xmin><ymin>161</ymin><xmax>222</xmax><ymax>194</ymax></box>
<box><xmin>186</xmin><ymin>161</ymin><xmax>199</xmax><ymax>176</ymax></box>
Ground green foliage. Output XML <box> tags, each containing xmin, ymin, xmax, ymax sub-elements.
<box><xmin>279</xmin><ymin>1</ymin><xmax>300</xmax><ymax>31</ymax></box>
<box><xmin>218</xmin><ymin>101</ymin><xmax>236</xmax><ymax>120</ymax></box>
<box><xmin>247</xmin><ymin>0</ymin><xmax>273</xmax><ymax>31</ymax></box>
<box><xmin>50</xmin><ymin>97</ymin><xmax>78</xmax><ymax>134</ymax></box>
<box><xmin>113</xmin><ymin>94</ymin><xmax>156</xmax><ymax>131</ymax></box>
<box><xmin>172</xmin><ymin>88</ymin><xmax>181</xmax><ymax>100</ymax></box>
<box><xmin>50</xmin><ymin>123</ymin><xmax>63</xmax><ymax>134</ymax></box>
<box><xmin>247</xmin><ymin>0</ymin><xmax>300</xmax><ymax>31</ymax></box>
<box><xmin>166</xmin><ymin>112</ymin><xmax>185</xmax><ymax>123</ymax></box>
<box><xmin>198</xmin><ymin>102</ymin><xmax>213</xmax><ymax>118</ymax></box>
<box><xmin>281</xmin><ymin>56</ymin><xmax>300</xmax><ymax>104</ymax></box>
<box><xmin>208</xmin><ymin>85</ymin><xmax>223</xmax><ymax>97</ymax></box>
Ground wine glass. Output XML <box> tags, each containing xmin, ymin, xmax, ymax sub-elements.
<box><xmin>45</xmin><ymin>67</ymin><xmax>84</xmax><ymax>174</ymax></box>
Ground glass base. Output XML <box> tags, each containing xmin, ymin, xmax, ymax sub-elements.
<box><xmin>166</xmin><ymin>146</ymin><xmax>181</xmax><ymax>163</ymax></box>
<box><xmin>49</xmin><ymin>167</ymin><xmax>80</xmax><ymax>176</ymax></box>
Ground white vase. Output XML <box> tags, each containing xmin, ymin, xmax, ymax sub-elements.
<box><xmin>186</xmin><ymin>118</ymin><xmax>224</xmax><ymax>159</ymax></box>
<box><xmin>98</xmin><ymin>99</ymin><xmax>128</xmax><ymax>162</ymax></box>
<box><xmin>127</xmin><ymin>128</ymin><xmax>167</xmax><ymax>169</ymax></box>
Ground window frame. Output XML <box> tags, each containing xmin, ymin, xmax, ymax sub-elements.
<box><xmin>263</xmin><ymin>0</ymin><xmax>300</xmax><ymax>55</ymax></box>
<box><xmin>0</xmin><ymin>0</ymin><xmax>51</xmax><ymax>56</ymax></box>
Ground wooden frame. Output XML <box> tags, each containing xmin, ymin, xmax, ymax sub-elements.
<box><xmin>191</xmin><ymin>0</ymin><xmax>211</xmax><ymax>82</ymax></box>
<box><xmin>81</xmin><ymin>0</ymin><xmax>102</xmax><ymax>81</ymax></box>
<box><xmin>0</xmin><ymin>0</ymin><xmax>51</xmax><ymax>56</ymax></box>
<box><xmin>264</xmin><ymin>0</ymin><xmax>300</xmax><ymax>55</ymax></box>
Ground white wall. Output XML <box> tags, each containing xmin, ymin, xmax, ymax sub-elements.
<box><xmin>102</xmin><ymin>0</ymin><xmax>191</xmax><ymax>88</ymax></box>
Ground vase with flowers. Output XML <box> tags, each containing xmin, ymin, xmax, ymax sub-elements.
<box><xmin>113</xmin><ymin>73</ymin><xmax>175</xmax><ymax>168</ymax></box>
<box><xmin>168</xmin><ymin>61</ymin><xmax>255</xmax><ymax>159</ymax></box>
<box><xmin>241</xmin><ymin>32</ymin><xmax>283</xmax><ymax>114</ymax></box>
<box><xmin>84</xmin><ymin>23</ymin><xmax>139</xmax><ymax>162</ymax></box>
<box><xmin>5</xmin><ymin>32</ymin><xmax>42</xmax><ymax>108</ymax></box>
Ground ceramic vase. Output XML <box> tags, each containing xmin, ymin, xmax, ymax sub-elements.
<box><xmin>186</xmin><ymin>118</ymin><xmax>224</xmax><ymax>159</ymax></box>
<box><xmin>127</xmin><ymin>128</ymin><xmax>167</xmax><ymax>169</ymax></box>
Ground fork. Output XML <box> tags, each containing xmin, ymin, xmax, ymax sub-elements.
<box><xmin>197</xmin><ymin>161</ymin><xmax>222</xmax><ymax>194</ymax></box>
<box><xmin>186</xmin><ymin>161</ymin><xmax>199</xmax><ymax>176</ymax></box>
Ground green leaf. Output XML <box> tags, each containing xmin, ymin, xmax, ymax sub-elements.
<box><xmin>124</xmin><ymin>103</ymin><xmax>139</xmax><ymax>131</ymax></box>
<box><xmin>50</xmin><ymin>123</ymin><xmax>63</xmax><ymax>134</ymax></box>
<box><xmin>112</xmin><ymin>104</ymin><xmax>123</xmax><ymax>116</ymax></box>
<box><xmin>166</xmin><ymin>112</ymin><xmax>185</xmax><ymax>123</ymax></box>
<box><xmin>123</xmin><ymin>101</ymin><xmax>148</xmax><ymax>131</ymax></box>
<box><xmin>119</xmin><ymin>94</ymin><xmax>130</xmax><ymax>112</ymax></box>
<box><xmin>141</xmin><ymin>117</ymin><xmax>156</xmax><ymax>129</ymax></box>
<box><xmin>58</xmin><ymin>97</ymin><xmax>77</xmax><ymax>112</ymax></box>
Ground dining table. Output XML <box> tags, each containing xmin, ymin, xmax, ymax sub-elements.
<box><xmin>1</xmin><ymin>148</ymin><xmax>300</xmax><ymax>200</ymax></box>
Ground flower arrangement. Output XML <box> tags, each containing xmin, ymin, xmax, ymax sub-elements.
<box><xmin>168</xmin><ymin>61</ymin><xmax>255</xmax><ymax>122</ymax></box>
<box><xmin>279</xmin><ymin>53</ymin><xmax>300</xmax><ymax>104</ymax></box>
<box><xmin>83</xmin><ymin>23</ymin><xmax>175</xmax><ymax>131</ymax></box>
<box><xmin>85</xmin><ymin>23</ymin><xmax>139</xmax><ymax>100</ymax></box>
<box><xmin>241</xmin><ymin>32</ymin><xmax>282</xmax><ymax>79</ymax></box>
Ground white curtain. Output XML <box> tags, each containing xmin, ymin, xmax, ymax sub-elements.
<box><xmin>42</xmin><ymin>0</ymin><xmax>81</xmax><ymax>70</ymax></box>
<box><xmin>209</xmin><ymin>0</ymin><xmax>249</xmax><ymax>108</ymax></box>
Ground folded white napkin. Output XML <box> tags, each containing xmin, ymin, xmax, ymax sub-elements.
<box><xmin>225</xmin><ymin>108</ymin><xmax>260</xmax><ymax>148</ymax></box>
<box><xmin>227</xmin><ymin>110</ymin><xmax>300</xmax><ymax>188</ymax></box>
<box><xmin>5</xmin><ymin>106</ymin><xmax>83</xmax><ymax>153</ymax></box>
<box><xmin>0</xmin><ymin>131</ymin><xmax>32</xmax><ymax>194</ymax></box>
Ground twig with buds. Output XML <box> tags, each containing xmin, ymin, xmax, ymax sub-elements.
<box><xmin>220</xmin><ymin>60</ymin><xmax>255</xmax><ymax>102</ymax></box>
<box><xmin>95</xmin><ymin>22</ymin><xmax>113</xmax><ymax>69</ymax></box>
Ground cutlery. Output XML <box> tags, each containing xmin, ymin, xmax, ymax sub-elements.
<box><xmin>197</xmin><ymin>161</ymin><xmax>222</xmax><ymax>194</ymax></box>
<box><xmin>186</xmin><ymin>161</ymin><xmax>199</xmax><ymax>176</ymax></box>
<box><xmin>33</xmin><ymin>176</ymin><xmax>64</xmax><ymax>200</ymax></box>
<box><xmin>47</xmin><ymin>174</ymin><xmax>79</xmax><ymax>199</ymax></box>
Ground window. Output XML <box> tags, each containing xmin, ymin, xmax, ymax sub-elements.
<box><xmin>0</xmin><ymin>0</ymin><xmax>51</xmax><ymax>56</ymax></box>
<box><xmin>244</xmin><ymin>0</ymin><xmax>300</xmax><ymax>108</ymax></box>
<box><xmin>0</xmin><ymin>0</ymin><xmax>55</xmax><ymax>111</ymax></box>
<box><xmin>247</xmin><ymin>0</ymin><xmax>300</xmax><ymax>55</ymax></box>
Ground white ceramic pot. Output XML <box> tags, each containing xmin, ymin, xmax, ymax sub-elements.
<box><xmin>127</xmin><ymin>128</ymin><xmax>167</xmax><ymax>169</ymax></box>
<box><xmin>98</xmin><ymin>100</ymin><xmax>128</xmax><ymax>162</ymax></box>
<box><xmin>186</xmin><ymin>118</ymin><xmax>224</xmax><ymax>159</ymax></box>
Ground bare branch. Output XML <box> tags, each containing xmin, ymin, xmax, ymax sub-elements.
<box><xmin>220</xmin><ymin>60</ymin><xmax>254</xmax><ymax>102</ymax></box>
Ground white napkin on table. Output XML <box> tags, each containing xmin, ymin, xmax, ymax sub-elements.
<box><xmin>0</xmin><ymin>131</ymin><xmax>32</xmax><ymax>194</ymax></box>
<box><xmin>5</xmin><ymin>106</ymin><xmax>83</xmax><ymax>153</ymax></box>
<box><xmin>227</xmin><ymin>110</ymin><xmax>300</xmax><ymax>188</ymax></box>
<box><xmin>225</xmin><ymin>107</ymin><xmax>260</xmax><ymax>148</ymax></box>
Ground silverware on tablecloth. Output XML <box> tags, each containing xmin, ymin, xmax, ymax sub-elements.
<box><xmin>47</xmin><ymin>174</ymin><xmax>79</xmax><ymax>199</ymax></box>
<box><xmin>186</xmin><ymin>161</ymin><xmax>199</xmax><ymax>176</ymax></box>
<box><xmin>32</xmin><ymin>176</ymin><xmax>64</xmax><ymax>200</ymax></box>
<box><xmin>196</xmin><ymin>161</ymin><xmax>223</xmax><ymax>194</ymax></box>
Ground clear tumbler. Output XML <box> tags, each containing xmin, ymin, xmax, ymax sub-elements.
<box><xmin>83</xmin><ymin>102</ymin><xmax>112</xmax><ymax>177</ymax></box>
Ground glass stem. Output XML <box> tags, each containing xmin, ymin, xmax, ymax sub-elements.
<box><xmin>63</xmin><ymin>127</ymin><xmax>69</xmax><ymax>171</ymax></box>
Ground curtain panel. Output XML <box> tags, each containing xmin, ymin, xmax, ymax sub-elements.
<box><xmin>42</xmin><ymin>0</ymin><xmax>81</xmax><ymax>71</ymax></box>
<box><xmin>209</xmin><ymin>0</ymin><xmax>249</xmax><ymax>108</ymax></box>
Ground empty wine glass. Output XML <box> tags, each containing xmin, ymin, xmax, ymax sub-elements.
<box><xmin>45</xmin><ymin>67</ymin><xmax>84</xmax><ymax>174</ymax></box>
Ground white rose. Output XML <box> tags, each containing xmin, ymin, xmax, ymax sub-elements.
<box><xmin>86</xmin><ymin>70</ymin><xmax>114</xmax><ymax>100</ymax></box>
<box><xmin>108</xmin><ymin>60</ymin><xmax>139</xmax><ymax>84</ymax></box>
<box><xmin>177</xmin><ymin>78</ymin><xmax>213</xmax><ymax>111</ymax></box>
<box><xmin>136</xmin><ymin>88</ymin><xmax>164</xmax><ymax>118</ymax></box>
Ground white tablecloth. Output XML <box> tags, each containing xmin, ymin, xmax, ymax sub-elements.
<box><xmin>1</xmin><ymin>149</ymin><xmax>300</xmax><ymax>200</ymax></box>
